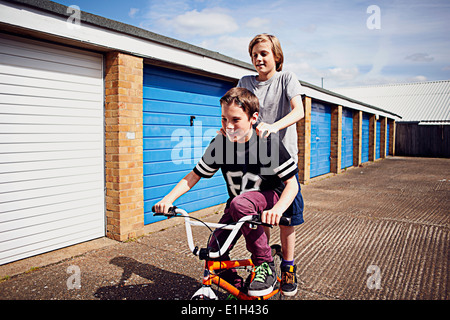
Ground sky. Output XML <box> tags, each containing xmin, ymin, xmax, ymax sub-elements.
<box><xmin>54</xmin><ymin>0</ymin><xmax>450</xmax><ymax>89</ymax></box>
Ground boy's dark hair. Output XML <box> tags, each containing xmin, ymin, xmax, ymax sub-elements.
<box><xmin>220</xmin><ymin>87</ymin><xmax>259</xmax><ymax>119</ymax></box>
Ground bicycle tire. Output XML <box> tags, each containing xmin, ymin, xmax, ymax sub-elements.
<box><xmin>191</xmin><ymin>294</ymin><xmax>211</xmax><ymax>300</ymax></box>
<box><xmin>269</xmin><ymin>244</ymin><xmax>283</xmax><ymax>300</ymax></box>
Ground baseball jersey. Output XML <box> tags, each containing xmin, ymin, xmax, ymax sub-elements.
<box><xmin>193</xmin><ymin>130</ymin><xmax>298</xmax><ymax>199</ymax></box>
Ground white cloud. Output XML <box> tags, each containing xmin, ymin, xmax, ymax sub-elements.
<box><xmin>134</xmin><ymin>0</ymin><xmax>449</xmax><ymax>86</ymax></box>
<box><xmin>289</xmin><ymin>50</ymin><xmax>323</xmax><ymax>61</ymax></box>
<box><xmin>405</xmin><ymin>53</ymin><xmax>434</xmax><ymax>62</ymax></box>
<box><xmin>328</xmin><ymin>67</ymin><xmax>360</xmax><ymax>82</ymax></box>
<box><xmin>408</xmin><ymin>75</ymin><xmax>428</xmax><ymax>82</ymax></box>
<box><xmin>128</xmin><ymin>8</ymin><xmax>139</xmax><ymax>18</ymax></box>
<box><xmin>286</xmin><ymin>61</ymin><xmax>320</xmax><ymax>77</ymax></box>
<box><xmin>159</xmin><ymin>8</ymin><xmax>239</xmax><ymax>36</ymax></box>
<box><xmin>245</xmin><ymin>17</ymin><xmax>271</xmax><ymax>29</ymax></box>
<box><xmin>286</xmin><ymin>60</ymin><xmax>361</xmax><ymax>87</ymax></box>
<box><xmin>199</xmin><ymin>35</ymin><xmax>253</xmax><ymax>63</ymax></box>
<box><xmin>143</xmin><ymin>0</ymin><xmax>191</xmax><ymax>21</ymax></box>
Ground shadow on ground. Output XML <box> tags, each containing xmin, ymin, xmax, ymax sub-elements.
<box><xmin>94</xmin><ymin>256</ymin><xmax>200</xmax><ymax>300</ymax></box>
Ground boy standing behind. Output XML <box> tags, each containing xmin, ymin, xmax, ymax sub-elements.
<box><xmin>154</xmin><ymin>87</ymin><xmax>298</xmax><ymax>296</ymax></box>
<box><xmin>238</xmin><ymin>34</ymin><xmax>305</xmax><ymax>296</ymax></box>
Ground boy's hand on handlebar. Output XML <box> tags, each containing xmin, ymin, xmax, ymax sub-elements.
<box><xmin>261</xmin><ymin>209</ymin><xmax>282</xmax><ymax>226</ymax></box>
<box><xmin>153</xmin><ymin>201</ymin><xmax>173</xmax><ymax>214</ymax></box>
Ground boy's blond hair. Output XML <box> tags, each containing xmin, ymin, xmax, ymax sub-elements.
<box><xmin>248</xmin><ymin>34</ymin><xmax>284</xmax><ymax>72</ymax></box>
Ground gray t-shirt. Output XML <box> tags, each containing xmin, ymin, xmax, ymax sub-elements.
<box><xmin>238</xmin><ymin>71</ymin><xmax>303</xmax><ymax>164</ymax></box>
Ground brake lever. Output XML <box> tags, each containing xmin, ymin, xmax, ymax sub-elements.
<box><xmin>249</xmin><ymin>215</ymin><xmax>273</xmax><ymax>229</ymax></box>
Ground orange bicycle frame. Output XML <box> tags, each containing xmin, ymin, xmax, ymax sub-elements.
<box><xmin>203</xmin><ymin>259</ymin><xmax>281</xmax><ymax>300</ymax></box>
<box><xmin>155</xmin><ymin>207</ymin><xmax>283</xmax><ymax>300</ymax></box>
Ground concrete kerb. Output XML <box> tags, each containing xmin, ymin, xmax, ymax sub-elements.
<box><xmin>0</xmin><ymin>237</ymin><xmax>116</xmax><ymax>280</ymax></box>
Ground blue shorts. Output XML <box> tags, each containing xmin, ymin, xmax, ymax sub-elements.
<box><xmin>283</xmin><ymin>173</ymin><xmax>304</xmax><ymax>226</ymax></box>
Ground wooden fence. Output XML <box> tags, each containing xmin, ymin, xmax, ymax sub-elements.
<box><xmin>395</xmin><ymin>122</ymin><xmax>450</xmax><ymax>158</ymax></box>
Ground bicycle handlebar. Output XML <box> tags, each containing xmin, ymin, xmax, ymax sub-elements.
<box><xmin>152</xmin><ymin>205</ymin><xmax>290</xmax><ymax>259</ymax></box>
<box><xmin>152</xmin><ymin>205</ymin><xmax>179</xmax><ymax>217</ymax></box>
<box><xmin>152</xmin><ymin>205</ymin><xmax>291</xmax><ymax>226</ymax></box>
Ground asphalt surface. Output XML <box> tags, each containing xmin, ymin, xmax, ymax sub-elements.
<box><xmin>0</xmin><ymin>156</ymin><xmax>448</xmax><ymax>300</ymax></box>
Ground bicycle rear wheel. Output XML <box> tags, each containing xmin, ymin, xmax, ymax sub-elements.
<box><xmin>269</xmin><ymin>244</ymin><xmax>283</xmax><ymax>300</ymax></box>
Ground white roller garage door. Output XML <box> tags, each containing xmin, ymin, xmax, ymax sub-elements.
<box><xmin>0</xmin><ymin>34</ymin><xmax>105</xmax><ymax>265</ymax></box>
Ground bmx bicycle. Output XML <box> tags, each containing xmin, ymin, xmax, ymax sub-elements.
<box><xmin>152</xmin><ymin>206</ymin><xmax>290</xmax><ymax>300</ymax></box>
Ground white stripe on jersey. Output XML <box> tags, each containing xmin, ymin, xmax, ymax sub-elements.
<box><xmin>195</xmin><ymin>158</ymin><xmax>218</xmax><ymax>177</ymax></box>
<box><xmin>273</xmin><ymin>158</ymin><xmax>297</xmax><ymax>179</ymax></box>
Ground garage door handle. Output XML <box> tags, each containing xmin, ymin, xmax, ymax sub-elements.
<box><xmin>190</xmin><ymin>116</ymin><xmax>196</xmax><ymax>126</ymax></box>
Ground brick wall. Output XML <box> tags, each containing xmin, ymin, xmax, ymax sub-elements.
<box><xmin>389</xmin><ymin>120</ymin><xmax>396</xmax><ymax>156</ymax></box>
<box><xmin>353</xmin><ymin>111</ymin><xmax>362</xmax><ymax>166</ymax></box>
<box><xmin>297</xmin><ymin>96</ymin><xmax>311</xmax><ymax>184</ymax></box>
<box><xmin>331</xmin><ymin>105</ymin><xmax>342</xmax><ymax>173</ymax></box>
<box><xmin>369</xmin><ymin>114</ymin><xmax>376</xmax><ymax>161</ymax></box>
<box><xmin>104</xmin><ymin>52</ymin><xmax>144</xmax><ymax>241</ymax></box>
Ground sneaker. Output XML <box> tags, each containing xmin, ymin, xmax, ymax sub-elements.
<box><xmin>248</xmin><ymin>262</ymin><xmax>277</xmax><ymax>297</ymax></box>
<box><xmin>281</xmin><ymin>264</ymin><xmax>298</xmax><ymax>296</ymax></box>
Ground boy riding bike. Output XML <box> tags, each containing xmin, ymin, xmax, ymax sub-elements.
<box><xmin>153</xmin><ymin>87</ymin><xmax>298</xmax><ymax>297</ymax></box>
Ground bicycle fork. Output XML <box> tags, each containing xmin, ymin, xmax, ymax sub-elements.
<box><xmin>195</xmin><ymin>259</ymin><xmax>280</xmax><ymax>300</ymax></box>
<box><xmin>192</xmin><ymin>260</ymin><xmax>234</xmax><ymax>300</ymax></box>
<box><xmin>193</xmin><ymin>259</ymin><xmax>252</xmax><ymax>300</ymax></box>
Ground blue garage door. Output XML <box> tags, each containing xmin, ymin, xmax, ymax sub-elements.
<box><xmin>376</xmin><ymin>119</ymin><xmax>381</xmax><ymax>159</ymax></box>
<box><xmin>361</xmin><ymin>114</ymin><xmax>370</xmax><ymax>163</ymax></box>
<box><xmin>143</xmin><ymin>65</ymin><xmax>232</xmax><ymax>224</ymax></box>
<box><xmin>310</xmin><ymin>102</ymin><xmax>331</xmax><ymax>178</ymax></box>
<box><xmin>386</xmin><ymin>121</ymin><xmax>390</xmax><ymax>155</ymax></box>
<box><xmin>341</xmin><ymin>108</ymin><xmax>353</xmax><ymax>169</ymax></box>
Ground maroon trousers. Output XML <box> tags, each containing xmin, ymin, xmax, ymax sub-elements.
<box><xmin>208</xmin><ymin>190</ymin><xmax>279</xmax><ymax>266</ymax></box>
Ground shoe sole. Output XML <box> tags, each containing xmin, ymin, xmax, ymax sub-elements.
<box><xmin>281</xmin><ymin>287</ymin><xmax>298</xmax><ymax>296</ymax></box>
<box><xmin>247</xmin><ymin>280</ymin><xmax>277</xmax><ymax>297</ymax></box>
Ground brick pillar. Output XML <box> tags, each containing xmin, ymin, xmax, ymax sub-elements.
<box><xmin>389</xmin><ymin>120</ymin><xmax>396</xmax><ymax>156</ymax></box>
<box><xmin>297</xmin><ymin>96</ymin><xmax>311</xmax><ymax>184</ymax></box>
<box><xmin>369</xmin><ymin>114</ymin><xmax>376</xmax><ymax>161</ymax></box>
<box><xmin>331</xmin><ymin>105</ymin><xmax>342</xmax><ymax>173</ymax></box>
<box><xmin>104</xmin><ymin>52</ymin><xmax>144</xmax><ymax>241</ymax></box>
<box><xmin>380</xmin><ymin>117</ymin><xmax>387</xmax><ymax>158</ymax></box>
<box><xmin>353</xmin><ymin>111</ymin><xmax>362</xmax><ymax>166</ymax></box>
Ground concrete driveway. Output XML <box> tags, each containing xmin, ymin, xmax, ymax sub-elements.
<box><xmin>0</xmin><ymin>156</ymin><xmax>448</xmax><ymax>300</ymax></box>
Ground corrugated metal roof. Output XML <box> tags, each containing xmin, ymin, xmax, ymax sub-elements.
<box><xmin>332</xmin><ymin>80</ymin><xmax>450</xmax><ymax>123</ymax></box>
